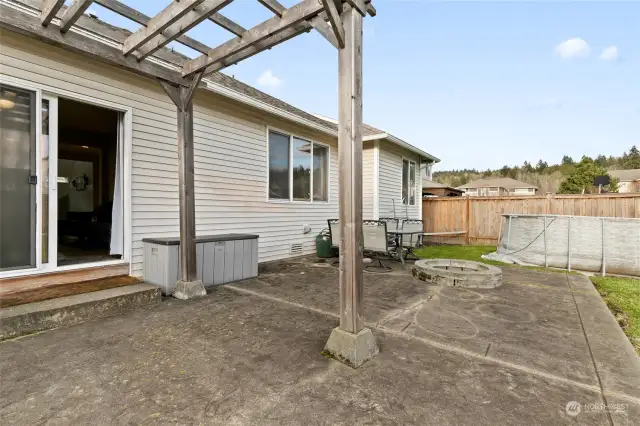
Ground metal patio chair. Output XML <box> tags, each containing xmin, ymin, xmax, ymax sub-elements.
<box><xmin>399</xmin><ymin>219</ymin><xmax>424</xmax><ymax>261</ymax></box>
<box><xmin>363</xmin><ymin>220</ymin><xmax>392</xmax><ymax>272</ymax></box>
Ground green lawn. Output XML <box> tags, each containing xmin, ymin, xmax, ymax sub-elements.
<box><xmin>413</xmin><ymin>245</ymin><xmax>499</xmax><ymax>264</ymax></box>
<box><xmin>591</xmin><ymin>276</ymin><xmax>640</xmax><ymax>354</ymax></box>
<box><xmin>414</xmin><ymin>244</ymin><xmax>640</xmax><ymax>354</ymax></box>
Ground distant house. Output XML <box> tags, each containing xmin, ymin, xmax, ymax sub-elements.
<box><xmin>457</xmin><ymin>178</ymin><xmax>538</xmax><ymax>197</ymax></box>
<box><xmin>422</xmin><ymin>180</ymin><xmax>463</xmax><ymax>197</ymax></box>
<box><xmin>609</xmin><ymin>169</ymin><xmax>640</xmax><ymax>193</ymax></box>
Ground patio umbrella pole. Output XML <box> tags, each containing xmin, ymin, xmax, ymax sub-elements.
<box><xmin>323</xmin><ymin>0</ymin><xmax>379</xmax><ymax>368</ymax></box>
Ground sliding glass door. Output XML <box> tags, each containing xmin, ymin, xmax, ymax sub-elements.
<box><xmin>0</xmin><ymin>84</ymin><xmax>37</xmax><ymax>272</ymax></box>
<box><xmin>0</xmin><ymin>83</ymin><xmax>59</xmax><ymax>275</ymax></box>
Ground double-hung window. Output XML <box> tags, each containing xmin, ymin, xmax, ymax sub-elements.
<box><xmin>402</xmin><ymin>158</ymin><xmax>416</xmax><ymax>205</ymax></box>
<box><xmin>268</xmin><ymin>130</ymin><xmax>329</xmax><ymax>202</ymax></box>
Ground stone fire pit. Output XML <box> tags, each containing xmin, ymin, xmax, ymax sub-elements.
<box><xmin>412</xmin><ymin>259</ymin><xmax>502</xmax><ymax>288</ymax></box>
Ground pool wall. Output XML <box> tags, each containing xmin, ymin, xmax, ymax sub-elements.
<box><xmin>497</xmin><ymin>214</ymin><xmax>640</xmax><ymax>276</ymax></box>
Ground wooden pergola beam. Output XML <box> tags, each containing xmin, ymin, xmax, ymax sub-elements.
<box><xmin>183</xmin><ymin>0</ymin><xmax>325</xmax><ymax>76</ymax></box>
<box><xmin>257</xmin><ymin>0</ymin><xmax>285</xmax><ymax>17</ymax></box>
<box><xmin>208</xmin><ymin>13</ymin><xmax>245</xmax><ymax>36</ymax></box>
<box><xmin>40</xmin><ymin>0</ymin><xmax>64</xmax><ymax>26</ymax></box>
<box><xmin>135</xmin><ymin>0</ymin><xmax>232</xmax><ymax>61</ymax></box>
<box><xmin>0</xmin><ymin>3</ymin><xmax>189</xmax><ymax>86</ymax></box>
<box><xmin>59</xmin><ymin>0</ymin><xmax>94</xmax><ymax>33</ymax></box>
<box><xmin>94</xmin><ymin>0</ymin><xmax>210</xmax><ymax>54</ymax></box>
<box><xmin>203</xmin><ymin>12</ymin><xmax>327</xmax><ymax>75</ymax></box>
<box><xmin>123</xmin><ymin>0</ymin><xmax>207</xmax><ymax>56</ymax></box>
<box><xmin>321</xmin><ymin>0</ymin><xmax>344</xmax><ymax>48</ymax></box>
<box><xmin>258</xmin><ymin>0</ymin><xmax>339</xmax><ymax>49</ymax></box>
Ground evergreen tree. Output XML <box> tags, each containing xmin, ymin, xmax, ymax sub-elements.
<box><xmin>536</xmin><ymin>160</ymin><xmax>548</xmax><ymax>172</ymax></box>
<box><xmin>558</xmin><ymin>156</ymin><xmax>618</xmax><ymax>194</ymax></box>
<box><xmin>522</xmin><ymin>161</ymin><xmax>534</xmax><ymax>173</ymax></box>
<box><xmin>623</xmin><ymin>145</ymin><xmax>640</xmax><ymax>169</ymax></box>
<box><xmin>561</xmin><ymin>155</ymin><xmax>574</xmax><ymax>165</ymax></box>
<box><xmin>595</xmin><ymin>154</ymin><xmax>608</xmax><ymax>167</ymax></box>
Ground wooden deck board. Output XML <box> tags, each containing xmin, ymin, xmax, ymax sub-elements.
<box><xmin>0</xmin><ymin>275</ymin><xmax>140</xmax><ymax>308</ymax></box>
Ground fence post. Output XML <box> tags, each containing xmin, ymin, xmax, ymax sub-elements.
<box><xmin>465</xmin><ymin>197</ymin><xmax>471</xmax><ymax>245</ymax></box>
<box><xmin>507</xmin><ymin>215</ymin><xmax>512</xmax><ymax>250</ymax></box>
<box><xmin>601</xmin><ymin>218</ymin><xmax>606</xmax><ymax>277</ymax></box>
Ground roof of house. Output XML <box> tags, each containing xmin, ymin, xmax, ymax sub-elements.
<box><xmin>608</xmin><ymin>169</ymin><xmax>640</xmax><ymax>182</ymax></box>
<box><xmin>456</xmin><ymin>177</ymin><xmax>538</xmax><ymax>190</ymax></box>
<box><xmin>422</xmin><ymin>180</ymin><xmax>462</xmax><ymax>191</ymax></box>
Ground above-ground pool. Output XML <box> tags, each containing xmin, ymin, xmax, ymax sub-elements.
<box><xmin>497</xmin><ymin>214</ymin><xmax>640</xmax><ymax>276</ymax></box>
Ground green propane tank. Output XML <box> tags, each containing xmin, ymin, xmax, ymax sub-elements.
<box><xmin>316</xmin><ymin>229</ymin><xmax>337</xmax><ymax>258</ymax></box>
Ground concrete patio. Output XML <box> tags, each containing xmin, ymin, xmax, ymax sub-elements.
<box><xmin>1</xmin><ymin>257</ymin><xmax>639</xmax><ymax>425</ymax></box>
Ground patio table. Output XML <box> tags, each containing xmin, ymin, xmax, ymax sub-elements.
<box><xmin>386</xmin><ymin>230</ymin><xmax>423</xmax><ymax>264</ymax></box>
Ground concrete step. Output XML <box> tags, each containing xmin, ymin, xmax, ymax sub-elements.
<box><xmin>0</xmin><ymin>284</ymin><xmax>161</xmax><ymax>341</ymax></box>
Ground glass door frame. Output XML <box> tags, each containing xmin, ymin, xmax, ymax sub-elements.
<box><xmin>40</xmin><ymin>94</ymin><xmax>58</xmax><ymax>274</ymax></box>
<box><xmin>0</xmin><ymin>75</ymin><xmax>133</xmax><ymax>279</ymax></box>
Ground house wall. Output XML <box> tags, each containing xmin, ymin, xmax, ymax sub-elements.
<box><xmin>362</xmin><ymin>142</ymin><xmax>375</xmax><ymax>219</ymax></box>
<box><xmin>377</xmin><ymin>140</ymin><xmax>421</xmax><ymax>219</ymax></box>
<box><xmin>0</xmin><ymin>30</ymin><xmax>343</xmax><ymax>277</ymax></box>
<box><xmin>618</xmin><ymin>181</ymin><xmax>640</xmax><ymax>194</ymax></box>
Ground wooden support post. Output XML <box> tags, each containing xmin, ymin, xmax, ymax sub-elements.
<box><xmin>324</xmin><ymin>1</ymin><xmax>378</xmax><ymax>368</ymax></box>
<box><xmin>337</xmin><ymin>3</ymin><xmax>364</xmax><ymax>335</ymax></box>
<box><xmin>158</xmin><ymin>72</ymin><xmax>206</xmax><ymax>299</ymax></box>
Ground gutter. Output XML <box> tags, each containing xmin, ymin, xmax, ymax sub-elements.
<box><xmin>363</xmin><ymin>133</ymin><xmax>440</xmax><ymax>163</ymax></box>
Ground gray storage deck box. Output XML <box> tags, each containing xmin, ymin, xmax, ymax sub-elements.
<box><xmin>142</xmin><ymin>234</ymin><xmax>259</xmax><ymax>295</ymax></box>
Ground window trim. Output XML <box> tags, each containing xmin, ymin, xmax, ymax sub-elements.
<box><xmin>401</xmin><ymin>157</ymin><xmax>417</xmax><ymax>206</ymax></box>
<box><xmin>266</xmin><ymin>126</ymin><xmax>330</xmax><ymax>204</ymax></box>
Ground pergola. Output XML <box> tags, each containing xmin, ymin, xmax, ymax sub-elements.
<box><xmin>0</xmin><ymin>0</ymin><xmax>379</xmax><ymax>366</ymax></box>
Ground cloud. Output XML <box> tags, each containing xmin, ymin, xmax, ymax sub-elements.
<box><xmin>600</xmin><ymin>46</ymin><xmax>618</xmax><ymax>61</ymax></box>
<box><xmin>541</xmin><ymin>97</ymin><xmax>563</xmax><ymax>109</ymax></box>
<box><xmin>257</xmin><ymin>70</ymin><xmax>284</xmax><ymax>89</ymax></box>
<box><xmin>555</xmin><ymin>38</ymin><xmax>590</xmax><ymax>59</ymax></box>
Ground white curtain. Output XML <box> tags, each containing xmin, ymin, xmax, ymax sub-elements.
<box><xmin>110</xmin><ymin>114</ymin><xmax>124</xmax><ymax>255</ymax></box>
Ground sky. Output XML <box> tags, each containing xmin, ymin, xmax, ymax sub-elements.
<box><xmin>86</xmin><ymin>1</ymin><xmax>639</xmax><ymax>171</ymax></box>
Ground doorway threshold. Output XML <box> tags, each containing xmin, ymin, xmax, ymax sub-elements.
<box><xmin>0</xmin><ymin>262</ymin><xmax>130</xmax><ymax>298</ymax></box>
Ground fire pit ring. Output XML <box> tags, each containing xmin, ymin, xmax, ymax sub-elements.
<box><xmin>412</xmin><ymin>259</ymin><xmax>502</xmax><ymax>288</ymax></box>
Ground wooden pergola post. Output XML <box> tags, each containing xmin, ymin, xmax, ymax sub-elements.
<box><xmin>323</xmin><ymin>0</ymin><xmax>379</xmax><ymax>367</ymax></box>
<box><xmin>159</xmin><ymin>72</ymin><xmax>207</xmax><ymax>299</ymax></box>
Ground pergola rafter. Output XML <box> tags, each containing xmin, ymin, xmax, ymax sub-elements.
<box><xmin>133</xmin><ymin>0</ymin><xmax>232</xmax><ymax>61</ymax></box>
<box><xmin>258</xmin><ymin>0</ymin><xmax>340</xmax><ymax>49</ymax></box>
<box><xmin>2</xmin><ymin>0</ymin><xmax>379</xmax><ymax>367</ymax></box>
<box><xmin>122</xmin><ymin>0</ymin><xmax>207</xmax><ymax>56</ymax></box>
<box><xmin>59</xmin><ymin>0</ymin><xmax>93</xmax><ymax>33</ymax></box>
<box><xmin>182</xmin><ymin>0</ymin><xmax>327</xmax><ymax>76</ymax></box>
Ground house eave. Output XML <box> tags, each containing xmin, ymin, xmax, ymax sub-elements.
<box><xmin>363</xmin><ymin>133</ymin><xmax>440</xmax><ymax>163</ymax></box>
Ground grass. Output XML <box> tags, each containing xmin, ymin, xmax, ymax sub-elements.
<box><xmin>590</xmin><ymin>276</ymin><xmax>640</xmax><ymax>354</ymax></box>
<box><xmin>414</xmin><ymin>244</ymin><xmax>640</xmax><ymax>354</ymax></box>
<box><xmin>413</xmin><ymin>245</ymin><xmax>499</xmax><ymax>264</ymax></box>
<box><xmin>413</xmin><ymin>244</ymin><xmax>561</xmax><ymax>273</ymax></box>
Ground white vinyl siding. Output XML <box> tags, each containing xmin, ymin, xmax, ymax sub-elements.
<box><xmin>362</xmin><ymin>142</ymin><xmax>375</xmax><ymax>219</ymax></box>
<box><xmin>0</xmin><ymin>31</ymin><xmax>340</xmax><ymax>276</ymax></box>
<box><xmin>377</xmin><ymin>141</ymin><xmax>421</xmax><ymax>219</ymax></box>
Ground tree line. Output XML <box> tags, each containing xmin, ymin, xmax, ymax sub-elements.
<box><xmin>433</xmin><ymin>145</ymin><xmax>640</xmax><ymax>194</ymax></box>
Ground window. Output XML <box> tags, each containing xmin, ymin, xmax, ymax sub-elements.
<box><xmin>402</xmin><ymin>159</ymin><xmax>416</xmax><ymax>205</ymax></box>
<box><xmin>268</xmin><ymin>130</ymin><xmax>329</xmax><ymax>202</ymax></box>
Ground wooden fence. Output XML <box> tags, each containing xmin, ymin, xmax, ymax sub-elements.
<box><xmin>422</xmin><ymin>194</ymin><xmax>640</xmax><ymax>246</ymax></box>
